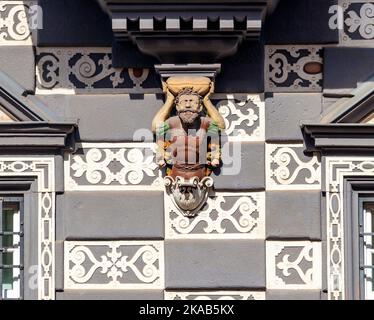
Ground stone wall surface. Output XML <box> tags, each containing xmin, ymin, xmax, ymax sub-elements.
<box><xmin>0</xmin><ymin>0</ymin><xmax>373</xmax><ymax>300</ymax></box>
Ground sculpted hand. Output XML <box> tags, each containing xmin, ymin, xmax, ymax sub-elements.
<box><xmin>211</xmin><ymin>159</ymin><xmax>220</xmax><ymax>167</ymax></box>
<box><xmin>162</xmin><ymin>82</ymin><xmax>175</xmax><ymax>103</ymax></box>
<box><xmin>207</xmin><ymin>158</ymin><xmax>220</xmax><ymax>167</ymax></box>
<box><xmin>203</xmin><ymin>82</ymin><xmax>215</xmax><ymax>103</ymax></box>
<box><xmin>166</xmin><ymin>90</ymin><xmax>175</xmax><ymax>103</ymax></box>
<box><xmin>158</xmin><ymin>159</ymin><xmax>166</xmax><ymax>168</ymax></box>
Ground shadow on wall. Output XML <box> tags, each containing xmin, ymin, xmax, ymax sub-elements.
<box><xmin>324</xmin><ymin>47</ymin><xmax>374</xmax><ymax>90</ymax></box>
<box><xmin>263</xmin><ymin>0</ymin><xmax>339</xmax><ymax>45</ymax></box>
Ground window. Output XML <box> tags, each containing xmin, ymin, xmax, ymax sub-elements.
<box><xmin>0</xmin><ymin>197</ymin><xmax>23</xmax><ymax>300</ymax></box>
<box><xmin>361</xmin><ymin>203</ymin><xmax>374</xmax><ymax>300</ymax></box>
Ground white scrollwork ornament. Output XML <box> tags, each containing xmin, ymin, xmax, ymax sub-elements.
<box><xmin>5</xmin><ymin>5</ymin><xmax>30</xmax><ymax>40</ymax></box>
<box><xmin>70</xmin><ymin>147</ymin><xmax>158</xmax><ymax>186</ymax></box>
<box><xmin>70</xmin><ymin>53</ymin><xmax>124</xmax><ymax>89</ymax></box>
<box><xmin>165</xmin><ymin>291</ymin><xmax>265</xmax><ymax>300</ymax></box>
<box><xmin>277</xmin><ymin>246</ymin><xmax>314</xmax><ymax>285</ymax></box>
<box><xmin>266</xmin><ymin>241</ymin><xmax>322</xmax><ymax>290</ymax></box>
<box><xmin>273</xmin><ymin>147</ymin><xmax>319</xmax><ymax>185</ymax></box>
<box><xmin>0</xmin><ymin>3</ymin><xmax>32</xmax><ymax>43</ymax></box>
<box><xmin>36</xmin><ymin>48</ymin><xmax>155</xmax><ymax>93</ymax></box>
<box><xmin>267</xmin><ymin>144</ymin><xmax>321</xmax><ymax>190</ymax></box>
<box><xmin>345</xmin><ymin>3</ymin><xmax>374</xmax><ymax>40</ymax></box>
<box><xmin>266</xmin><ymin>46</ymin><xmax>323</xmax><ymax>92</ymax></box>
<box><xmin>166</xmin><ymin>192</ymin><xmax>265</xmax><ymax>239</ymax></box>
<box><xmin>215</xmin><ymin>95</ymin><xmax>264</xmax><ymax>141</ymax></box>
<box><xmin>36</xmin><ymin>53</ymin><xmax>59</xmax><ymax>89</ymax></box>
<box><xmin>115</xmin><ymin>246</ymin><xmax>159</xmax><ymax>284</ymax></box>
<box><xmin>128</xmin><ymin>68</ymin><xmax>150</xmax><ymax>89</ymax></box>
<box><xmin>268</xmin><ymin>52</ymin><xmax>289</xmax><ymax>84</ymax></box>
<box><xmin>65</xmin><ymin>241</ymin><xmax>163</xmax><ymax>289</ymax></box>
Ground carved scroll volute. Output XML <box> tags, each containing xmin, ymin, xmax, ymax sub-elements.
<box><xmin>152</xmin><ymin>76</ymin><xmax>225</xmax><ymax>217</ymax></box>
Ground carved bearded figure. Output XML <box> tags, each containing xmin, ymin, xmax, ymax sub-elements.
<box><xmin>152</xmin><ymin>77</ymin><xmax>225</xmax><ymax>217</ymax></box>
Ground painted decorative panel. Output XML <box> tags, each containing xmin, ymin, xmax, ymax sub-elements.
<box><xmin>165</xmin><ymin>192</ymin><xmax>265</xmax><ymax>239</ymax></box>
<box><xmin>0</xmin><ymin>1</ymin><xmax>37</xmax><ymax>45</ymax></box>
<box><xmin>265</xmin><ymin>45</ymin><xmax>323</xmax><ymax>92</ymax></box>
<box><xmin>65</xmin><ymin>143</ymin><xmax>163</xmax><ymax>191</ymax></box>
<box><xmin>36</xmin><ymin>48</ymin><xmax>160</xmax><ymax>94</ymax></box>
<box><xmin>266</xmin><ymin>241</ymin><xmax>322</xmax><ymax>290</ymax></box>
<box><xmin>164</xmin><ymin>291</ymin><xmax>265</xmax><ymax>300</ymax></box>
<box><xmin>64</xmin><ymin>241</ymin><xmax>164</xmax><ymax>289</ymax></box>
<box><xmin>266</xmin><ymin>143</ymin><xmax>321</xmax><ymax>190</ymax></box>
<box><xmin>212</xmin><ymin>94</ymin><xmax>265</xmax><ymax>142</ymax></box>
<box><xmin>340</xmin><ymin>0</ymin><xmax>374</xmax><ymax>46</ymax></box>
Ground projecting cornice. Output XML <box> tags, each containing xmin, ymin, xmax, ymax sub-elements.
<box><xmin>0</xmin><ymin>122</ymin><xmax>77</xmax><ymax>151</ymax></box>
<box><xmin>302</xmin><ymin>123</ymin><xmax>374</xmax><ymax>152</ymax></box>
<box><xmin>302</xmin><ymin>75</ymin><xmax>374</xmax><ymax>153</ymax></box>
<box><xmin>0</xmin><ymin>72</ymin><xmax>78</xmax><ymax>151</ymax></box>
<box><xmin>98</xmin><ymin>0</ymin><xmax>278</xmax><ymax>64</ymax></box>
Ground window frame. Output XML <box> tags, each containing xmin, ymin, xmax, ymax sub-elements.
<box><xmin>346</xmin><ymin>180</ymin><xmax>374</xmax><ymax>300</ymax></box>
<box><xmin>0</xmin><ymin>196</ymin><xmax>24</xmax><ymax>300</ymax></box>
<box><xmin>0</xmin><ymin>180</ymin><xmax>41</xmax><ymax>300</ymax></box>
<box><xmin>359</xmin><ymin>199</ymin><xmax>374</xmax><ymax>300</ymax></box>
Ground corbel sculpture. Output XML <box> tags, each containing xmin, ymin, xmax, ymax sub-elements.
<box><xmin>152</xmin><ymin>76</ymin><xmax>225</xmax><ymax>217</ymax></box>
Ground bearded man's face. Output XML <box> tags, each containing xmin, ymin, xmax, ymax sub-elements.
<box><xmin>176</xmin><ymin>94</ymin><xmax>201</xmax><ymax>125</ymax></box>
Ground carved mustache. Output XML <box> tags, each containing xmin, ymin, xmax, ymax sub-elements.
<box><xmin>178</xmin><ymin>110</ymin><xmax>199</xmax><ymax>114</ymax></box>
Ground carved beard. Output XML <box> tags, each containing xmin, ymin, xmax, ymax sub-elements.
<box><xmin>178</xmin><ymin>110</ymin><xmax>199</xmax><ymax>125</ymax></box>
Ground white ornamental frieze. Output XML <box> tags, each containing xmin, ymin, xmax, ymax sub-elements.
<box><xmin>165</xmin><ymin>192</ymin><xmax>265</xmax><ymax>239</ymax></box>
<box><xmin>212</xmin><ymin>94</ymin><xmax>265</xmax><ymax>142</ymax></box>
<box><xmin>164</xmin><ymin>291</ymin><xmax>265</xmax><ymax>300</ymax></box>
<box><xmin>265</xmin><ymin>45</ymin><xmax>323</xmax><ymax>92</ymax></box>
<box><xmin>339</xmin><ymin>0</ymin><xmax>374</xmax><ymax>46</ymax></box>
<box><xmin>266</xmin><ymin>241</ymin><xmax>322</xmax><ymax>290</ymax></box>
<box><xmin>36</xmin><ymin>48</ymin><xmax>159</xmax><ymax>93</ymax></box>
<box><xmin>0</xmin><ymin>1</ymin><xmax>38</xmax><ymax>45</ymax></box>
<box><xmin>266</xmin><ymin>144</ymin><xmax>321</xmax><ymax>190</ymax></box>
<box><xmin>65</xmin><ymin>143</ymin><xmax>163</xmax><ymax>191</ymax></box>
<box><xmin>64</xmin><ymin>241</ymin><xmax>164</xmax><ymax>289</ymax></box>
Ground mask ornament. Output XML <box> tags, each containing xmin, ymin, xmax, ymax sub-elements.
<box><xmin>152</xmin><ymin>76</ymin><xmax>225</xmax><ymax>217</ymax></box>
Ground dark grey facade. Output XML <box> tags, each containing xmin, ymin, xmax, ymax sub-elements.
<box><xmin>0</xmin><ymin>0</ymin><xmax>373</xmax><ymax>300</ymax></box>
